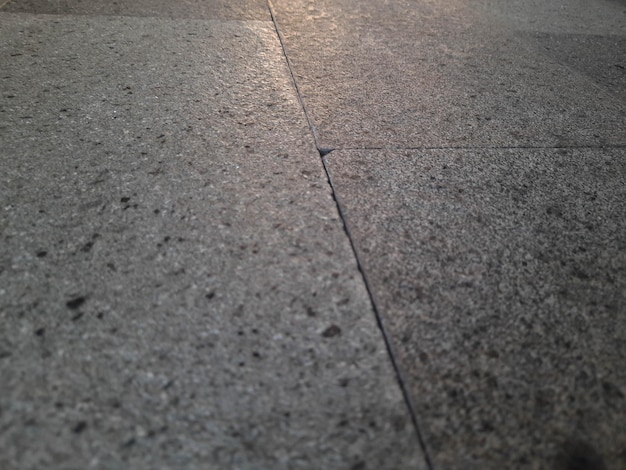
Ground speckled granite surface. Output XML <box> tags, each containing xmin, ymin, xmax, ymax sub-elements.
<box><xmin>269</xmin><ymin>0</ymin><xmax>626</xmax><ymax>149</ymax></box>
<box><xmin>1</xmin><ymin>0</ymin><xmax>271</xmax><ymax>19</ymax></box>
<box><xmin>325</xmin><ymin>148</ymin><xmax>626</xmax><ymax>468</ymax></box>
<box><xmin>2</xmin><ymin>0</ymin><xmax>625</xmax><ymax>467</ymax></box>
<box><xmin>0</xmin><ymin>13</ymin><xmax>426</xmax><ymax>470</ymax></box>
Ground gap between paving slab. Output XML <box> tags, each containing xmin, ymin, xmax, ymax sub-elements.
<box><xmin>269</xmin><ymin>3</ymin><xmax>625</xmax><ymax>468</ymax></box>
<box><xmin>268</xmin><ymin>0</ymin><xmax>626</xmax><ymax>150</ymax></box>
<box><xmin>323</xmin><ymin>146</ymin><xmax>626</xmax><ymax>468</ymax></box>
<box><xmin>0</xmin><ymin>11</ymin><xmax>428</xmax><ymax>469</ymax></box>
<box><xmin>268</xmin><ymin>1</ymin><xmax>435</xmax><ymax>464</ymax></box>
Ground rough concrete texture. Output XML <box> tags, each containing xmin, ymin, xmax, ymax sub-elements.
<box><xmin>0</xmin><ymin>14</ymin><xmax>426</xmax><ymax>470</ymax></box>
<box><xmin>1</xmin><ymin>0</ymin><xmax>271</xmax><ymax>20</ymax></box>
<box><xmin>270</xmin><ymin>0</ymin><xmax>626</xmax><ymax>149</ymax></box>
<box><xmin>325</xmin><ymin>148</ymin><xmax>626</xmax><ymax>469</ymax></box>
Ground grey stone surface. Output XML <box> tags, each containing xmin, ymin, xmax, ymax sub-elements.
<box><xmin>325</xmin><ymin>148</ymin><xmax>626</xmax><ymax>469</ymax></box>
<box><xmin>270</xmin><ymin>0</ymin><xmax>626</xmax><ymax>149</ymax></box>
<box><xmin>1</xmin><ymin>0</ymin><xmax>270</xmax><ymax>20</ymax></box>
<box><xmin>477</xmin><ymin>0</ymin><xmax>626</xmax><ymax>36</ymax></box>
<box><xmin>527</xmin><ymin>33</ymin><xmax>626</xmax><ymax>102</ymax></box>
<box><xmin>478</xmin><ymin>0</ymin><xmax>626</xmax><ymax>101</ymax></box>
<box><xmin>0</xmin><ymin>14</ymin><xmax>427</xmax><ymax>470</ymax></box>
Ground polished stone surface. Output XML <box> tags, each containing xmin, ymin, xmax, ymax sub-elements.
<box><xmin>270</xmin><ymin>0</ymin><xmax>626</xmax><ymax>149</ymax></box>
<box><xmin>1</xmin><ymin>0</ymin><xmax>270</xmax><ymax>19</ymax></box>
<box><xmin>325</xmin><ymin>147</ymin><xmax>626</xmax><ymax>468</ymax></box>
<box><xmin>0</xmin><ymin>14</ymin><xmax>426</xmax><ymax>470</ymax></box>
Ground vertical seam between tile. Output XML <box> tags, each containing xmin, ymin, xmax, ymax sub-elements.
<box><xmin>267</xmin><ymin>0</ymin><xmax>322</xmax><ymax>151</ymax></box>
<box><xmin>321</xmin><ymin>153</ymin><xmax>435</xmax><ymax>470</ymax></box>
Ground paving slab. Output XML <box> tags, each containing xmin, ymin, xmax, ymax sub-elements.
<box><xmin>270</xmin><ymin>0</ymin><xmax>626</xmax><ymax>149</ymax></box>
<box><xmin>477</xmin><ymin>0</ymin><xmax>626</xmax><ymax>102</ymax></box>
<box><xmin>477</xmin><ymin>0</ymin><xmax>626</xmax><ymax>36</ymax></box>
<box><xmin>0</xmin><ymin>14</ymin><xmax>427</xmax><ymax>469</ymax></box>
<box><xmin>1</xmin><ymin>0</ymin><xmax>270</xmax><ymax>20</ymax></box>
<box><xmin>325</xmin><ymin>148</ymin><xmax>626</xmax><ymax>468</ymax></box>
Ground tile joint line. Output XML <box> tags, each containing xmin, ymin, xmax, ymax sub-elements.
<box><xmin>267</xmin><ymin>0</ymin><xmax>322</xmax><ymax>151</ymax></box>
<box><xmin>321</xmin><ymin>152</ymin><xmax>435</xmax><ymax>470</ymax></box>
<box><xmin>332</xmin><ymin>145</ymin><xmax>626</xmax><ymax>152</ymax></box>
<box><xmin>268</xmin><ymin>2</ymin><xmax>435</xmax><ymax>466</ymax></box>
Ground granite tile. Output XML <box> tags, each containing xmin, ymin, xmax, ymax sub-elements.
<box><xmin>0</xmin><ymin>15</ymin><xmax>426</xmax><ymax>470</ymax></box>
<box><xmin>325</xmin><ymin>148</ymin><xmax>626</xmax><ymax>468</ymax></box>
<box><xmin>527</xmin><ymin>33</ymin><xmax>626</xmax><ymax>102</ymax></box>
<box><xmin>476</xmin><ymin>0</ymin><xmax>626</xmax><ymax>101</ymax></box>
<box><xmin>1</xmin><ymin>0</ymin><xmax>270</xmax><ymax>20</ymax></box>
<box><xmin>476</xmin><ymin>0</ymin><xmax>626</xmax><ymax>36</ymax></box>
<box><xmin>270</xmin><ymin>0</ymin><xmax>626</xmax><ymax>149</ymax></box>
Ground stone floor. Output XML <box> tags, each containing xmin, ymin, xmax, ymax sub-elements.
<box><xmin>1</xmin><ymin>0</ymin><xmax>624</xmax><ymax>469</ymax></box>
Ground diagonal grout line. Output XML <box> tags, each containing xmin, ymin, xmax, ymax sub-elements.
<box><xmin>267</xmin><ymin>0</ymin><xmax>322</xmax><ymax>151</ymax></box>
<box><xmin>266</xmin><ymin>3</ymin><xmax>622</xmax><ymax>467</ymax></box>
<box><xmin>267</xmin><ymin>2</ymin><xmax>435</xmax><ymax>467</ymax></box>
<box><xmin>322</xmin><ymin>153</ymin><xmax>435</xmax><ymax>470</ymax></box>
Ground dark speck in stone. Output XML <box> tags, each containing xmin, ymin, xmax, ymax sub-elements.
<box><xmin>602</xmin><ymin>381</ymin><xmax>624</xmax><ymax>400</ymax></box>
<box><xmin>556</xmin><ymin>440</ymin><xmax>607</xmax><ymax>470</ymax></box>
<box><xmin>71</xmin><ymin>312</ymin><xmax>83</xmax><ymax>321</ymax></box>
<box><xmin>351</xmin><ymin>461</ymin><xmax>366</xmax><ymax>470</ymax></box>
<box><xmin>487</xmin><ymin>349</ymin><xmax>500</xmax><ymax>358</ymax></box>
<box><xmin>481</xmin><ymin>421</ymin><xmax>494</xmax><ymax>432</ymax></box>
<box><xmin>546</xmin><ymin>205</ymin><xmax>563</xmax><ymax>217</ymax></box>
<box><xmin>123</xmin><ymin>437</ymin><xmax>136</xmax><ymax>448</ymax></box>
<box><xmin>66</xmin><ymin>296</ymin><xmax>86</xmax><ymax>310</ymax></box>
<box><xmin>392</xmin><ymin>415</ymin><xmax>406</xmax><ymax>432</ymax></box>
<box><xmin>35</xmin><ymin>328</ymin><xmax>45</xmax><ymax>337</ymax></box>
<box><xmin>120</xmin><ymin>197</ymin><xmax>130</xmax><ymax>203</ymax></box>
<box><xmin>572</xmin><ymin>267</ymin><xmax>589</xmax><ymax>280</ymax></box>
<box><xmin>72</xmin><ymin>421</ymin><xmax>87</xmax><ymax>434</ymax></box>
<box><xmin>0</xmin><ymin>350</ymin><xmax>12</xmax><ymax>359</ymax></box>
<box><xmin>36</xmin><ymin>250</ymin><xmax>47</xmax><ymax>258</ymax></box>
<box><xmin>206</xmin><ymin>291</ymin><xmax>215</xmax><ymax>299</ymax></box>
<box><xmin>322</xmin><ymin>324</ymin><xmax>341</xmax><ymax>338</ymax></box>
